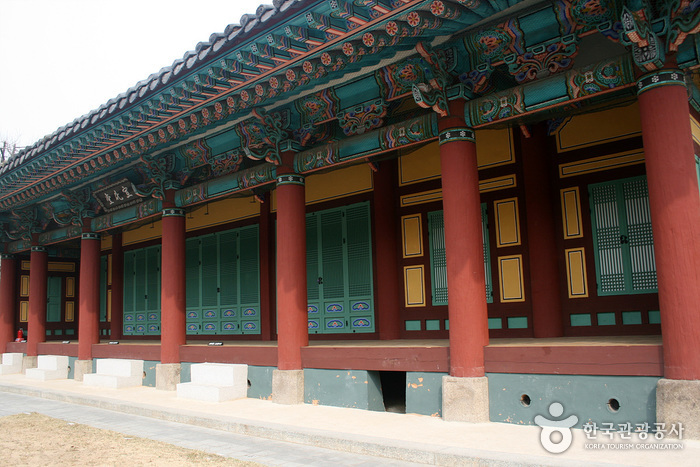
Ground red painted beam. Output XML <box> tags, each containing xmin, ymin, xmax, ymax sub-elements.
<box><xmin>91</xmin><ymin>344</ymin><xmax>161</xmax><ymax>361</ymax></box>
<box><xmin>301</xmin><ymin>346</ymin><xmax>449</xmax><ymax>372</ymax></box>
<box><xmin>37</xmin><ymin>342</ymin><xmax>78</xmax><ymax>357</ymax></box>
<box><xmin>180</xmin><ymin>345</ymin><xmax>278</xmax><ymax>367</ymax></box>
<box><xmin>484</xmin><ymin>345</ymin><xmax>663</xmax><ymax>376</ymax></box>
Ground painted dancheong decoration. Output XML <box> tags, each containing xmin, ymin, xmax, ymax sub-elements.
<box><xmin>1</xmin><ymin>0</ymin><xmax>700</xmax><ymax>437</ymax></box>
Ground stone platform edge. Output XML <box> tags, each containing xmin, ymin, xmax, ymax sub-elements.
<box><xmin>0</xmin><ymin>381</ymin><xmax>604</xmax><ymax>467</ymax></box>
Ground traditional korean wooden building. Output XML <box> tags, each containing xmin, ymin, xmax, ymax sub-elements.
<box><xmin>2</xmin><ymin>0</ymin><xmax>700</xmax><ymax>437</ymax></box>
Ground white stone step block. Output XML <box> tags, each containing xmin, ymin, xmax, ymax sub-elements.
<box><xmin>176</xmin><ymin>382</ymin><xmax>244</xmax><ymax>402</ymax></box>
<box><xmin>0</xmin><ymin>353</ymin><xmax>23</xmax><ymax>375</ymax></box>
<box><xmin>25</xmin><ymin>368</ymin><xmax>69</xmax><ymax>381</ymax></box>
<box><xmin>25</xmin><ymin>355</ymin><xmax>69</xmax><ymax>380</ymax></box>
<box><xmin>191</xmin><ymin>363</ymin><xmax>248</xmax><ymax>386</ymax></box>
<box><xmin>83</xmin><ymin>373</ymin><xmax>142</xmax><ymax>389</ymax></box>
<box><xmin>95</xmin><ymin>358</ymin><xmax>143</xmax><ymax>377</ymax></box>
<box><xmin>38</xmin><ymin>355</ymin><xmax>69</xmax><ymax>371</ymax></box>
<box><xmin>176</xmin><ymin>363</ymin><xmax>248</xmax><ymax>402</ymax></box>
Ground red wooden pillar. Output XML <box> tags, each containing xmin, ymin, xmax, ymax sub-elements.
<box><xmin>110</xmin><ymin>232</ymin><xmax>124</xmax><ymax>340</ymax></box>
<box><xmin>27</xmin><ymin>246</ymin><xmax>48</xmax><ymax>357</ymax></box>
<box><xmin>0</xmin><ymin>254</ymin><xmax>17</xmax><ymax>352</ymax></box>
<box><xmin>160</xmin><ymin>207</ymin><xmax>186</xmax><ymax>364</ymax></box>
<box><xmin>637</xmin><ymin>70</ymin><xmax>700</xmax><ymax>380</ymax></box>
<box><xmin>521</xmin><ymin>123</ymin><xmax>564</xmax><ymax>337</ymax></box>
<box><xmin>373</xmin><ymin>159</ymin><xmax>401</xmax><ymax>340</ymax></box>
<box><xmin>78</xmin><ymin>233</ymin><xmax>101</xmax><ymax>360</ymax></box>
<box><xmin>276</xmin><ymin>171</ymin><xmax>308</xmax><ymax>370</ymax></box>
<box><xmin>438</xmin><ymin>114</ymin><xmax>489</xmax><ymax>377</ymax></box>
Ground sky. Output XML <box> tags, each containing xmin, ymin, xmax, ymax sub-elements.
<box><xmin>0</xmin><ymin>0</ymin><xmax>265</xmax><ymax>149</ymax></box>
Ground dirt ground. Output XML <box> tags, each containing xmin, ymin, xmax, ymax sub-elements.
<box><xmin>0</xmin><ymin>412</ymin><xmax>262</xmax><ymax>466</ymax></box>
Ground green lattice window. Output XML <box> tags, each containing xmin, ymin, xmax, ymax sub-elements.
<box><xmin>427</xmin><ymin>204</ymin><xmax>492</xmax><ymax>306</ymax></box>
<box><xmin>306</xmin><ymin>202</ymin><xmax>375</xmax><ymax>333</ymax></box>
<box><xmin>123</xmin><ymin>245</ymin><xmax>161</xmax><ymax>335</ymax></box>
<box><xmin>589</xmin><ymin>176</ymin><xmax>657</xmax><ymax>296</ymax></box>
<box><xmin>185</xmin><ymin>224</ymin><xmax>260</xmax><ymax>335</ymax></box>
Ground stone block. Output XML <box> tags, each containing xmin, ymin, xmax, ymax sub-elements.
<box><xmin>96</xmin><ymin>358</ymin><xmax>143</xmax><ymax>377</ymax></box>
<box><xmin>73</xmin><ymin>359</ymin><xmax>92</xmax><ymax>382</ymax></box>
<box><xmin>155</xmin><ymin>363</ymin><xmax>181</xmax><ymax>391</ymax></box>
<box><xmin>176</xmin><ymin>363</ymin><xmax>247</xmax><ymax>401</ymax></box>
<box><xmin>0</xmin><ymin>353</ymin><xmax>24</xmax><ymax>375</ymax></box>
<box><xmin>22</xmin><ymin>356</ymin><xmax>37</xmax><ymax>372</ymax></box>
<box><xmin>272</xmin><ymin>369</ymin><xmax>304</xmax><ymax>405</ymax></box>
<box><xmin>657</xmin><ymin>378</ymin><xmax>700</xmax><ymax>440</ymax></box>
<box><xmin>191</xmin><ymin>362</ymin><xmax>248</xmax><ymax>387</ymax></box>
<box><xmin>442</xmin><ymin>375</ymin><xmax>490</xmax><ymax>422</ymax></box>
<box><xmin>83</xmin><ymin>358</ymin><xmax>144</xmax><ymax>389</ymax></box>
<box><xmin>177</xmin><ymin>382</ymin><xmax>243</xmax><ymax>402</ymax></box>
<box><xmin>25</xmin><ymin>355</ymin><xmax>69</xmax><ymax>381</ymax></box>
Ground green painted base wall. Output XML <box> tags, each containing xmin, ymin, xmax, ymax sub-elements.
<box><xmin>406</xmin><ymin>372</ymin><xmax>446</xmax><ymax>417</ymax></box>
<box><xmin>67</xmin><ymin>356</ymin><xmax>78</xmax><ymax>379</ymax></box>
<box><xmin>180</xmin><ymin>362</ymin><xmax>192</xmax><ymax>384</ymax></box>
<box><xmin>487</xmin><ymin>373</ymin><xmax>659</xmax><ymax>428</ymax></box>
<box><xmin>142</xmin><ymin>360</ymin><xmax>159</xmax><ymax>387</ymax></box>
<box><xmin>247</xmin><ymin>366</ymin><xmax>274</xmax><ymax>400</ymax></box>
<box><xmin>304</xmin><ymin>369</ymin><xmax>384</xmax><ymax>411</ymax></box>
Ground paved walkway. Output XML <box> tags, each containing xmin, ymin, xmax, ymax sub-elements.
<box><xmin>0</xmin><ymin>373</ymin><xmax>697</xmax><ymax>466</ymax></box>
<box><xmin>0</xmin><ymin>391</ymin><xmax>414</xmax><ymax>466</ymax></box>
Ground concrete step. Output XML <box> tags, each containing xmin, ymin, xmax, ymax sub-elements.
<box><xmin>0</xmin><ymin>353</ymin><xmax>23</xmax><ymax>375</ymax></box>
<box><xmin>82</xmin><ymin>374</ymin><xmax>143</xmax><ymax>389</ymax></box>
<box><xmin>25</xmin><ymin>355</ymin><xmax>69</xmax><ymax>381</ymax></box>
<box><xmin>82</xmin><ymin>359</ymin><xmax>144</xmax><ymax>389</ymax></box>
<box><xmin>177</xmin><ymin>363</ymin><xmax>248</xmax><ymax>402</ymax></box>
<box><xmin>95</xmin><ymin>358</ymin><xmax>143</xmax><ymax>377</ymax></box>
<box><xmin>176</xmin><ymin>382</ymin><xmax>245</xmax><ymax>402</ymax></box>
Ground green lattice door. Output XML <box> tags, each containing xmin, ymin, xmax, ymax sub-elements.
<box><xmin>185</xmin><ymin>225</ymin><xmax>260</xmax><ymax>335</ymax></box>
<box><xmin>589</xmin><ymin>176</ymin><xmax>657</xmax><ymax>296</ymax></box>
<box><xmin>123</xmin><ymin>245</ymin><xmax>161</xmax><ymax>335</ymax></box>
<box><xmin>306</xmin><ymin>202</ymin><xmax>374</xmax><ymax>334</ymax></box>
<box><xmin>427</xmin><ymin>204</ymin><xmax>492</xmax><ymax>305</ymax></box>
<box><xmin>46</xmin><ymin>276</ymin><xmax>62</xmax><ymax>323</ymax></box>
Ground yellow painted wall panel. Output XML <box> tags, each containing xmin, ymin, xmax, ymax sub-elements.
<box><xmin>561</xmin><ymin>187</ymin><xmax>583</xmax><ymax>239</ymax></box>
<box><xmin>559</xmin><ymin>150</ymin><xmax>645</xmax><ymax>178</ymax></box>
<box><xmin>555</xmin><ymin>103</ymin><xmax>642</xmax><ymax>152</ymax></box>
<box><xmin>692</xmin><ymin>116</ymin><xmax>700</xmax><ymax>145</ymax></box>
<box><xmin>65</xmin><ymin>301</ymin><xmax>74</xmax><ymax>322</ymax></box>
<box><xmin>186</xmin><ymin>196</ymin><xmax>259</xmax><ymax>232</ymax></box>
<box><xmin>272</xmin><ymin>164</ymin><xmax>374</xmax><ymax>210</ymax></box>
<box><xmin>48</xmin><ymin>262</ymin><xmax>75</xmax><ymax>272</ymax></box>
<box><xmin>20</xmin><ymin>261</ymin><xmax>30</xmax><ymax>271</ymax></box>
<box><xmin>65</xmin><ymin>277</ymin><xmax>75</xmax><ymax>298</ymax></box>
<box><xmin>107</xmin><ymin>290</ymin><xmax>112</xmax><ymax>321</ymax></box>
<box><xmin>20</xmin><ymin>275</ymin><xmax>29</xmax><ymax>297</ymax></box>
<box><xmin>306</xmin><ymin>164</ymin><xmax>373</xmax><ymax>205</ymax></box>
<box><xmin>565</xmin><ymin>248</ymin><xmax>588</xmax><ymax>298</ymax></box>
<box><xmin>398</xmin><ymin>142</ymin><xmax>441</xmax><ymax>185</ymax></box>
<box><xmin>123</xmin><ymin>219</ymin><xmax>162</xmax><ymax>246</ymax></box>
<box><xmin>399</xmin><ymin>175</ymin><xmax>517</xmax><ymax>208</ymax></box>
<box><xmin>404</xmin><ymin>265</ymin><xmax>426</xmax><ymax>307</ymax></box>
<box><xmin>19</xmin><ymin>301</ymin><xmax>28</xmax><ymax>322</ymax></box>
<box><xmin>494</xmin><ymin>198</ymin><xmax>521</xmax><ymax>247</ymax></box>
<box><xmin>101</xmin><ymin>234</ymin><xmax>113</xmax><ymax>251</ymax></box>
<box><xmin>498</xmin><ymin>255</ymin><xmax>525</xmax><ymax>302</ymax></box>
<box><xmin>401</xmin><ymin>214</ymin><xmax>423</xmax><ymax>258</ymax></box>
<box><xmin>476</xmin><ymin>128</ymin><xmax>515</xmax><ymax>169</ymax></box>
